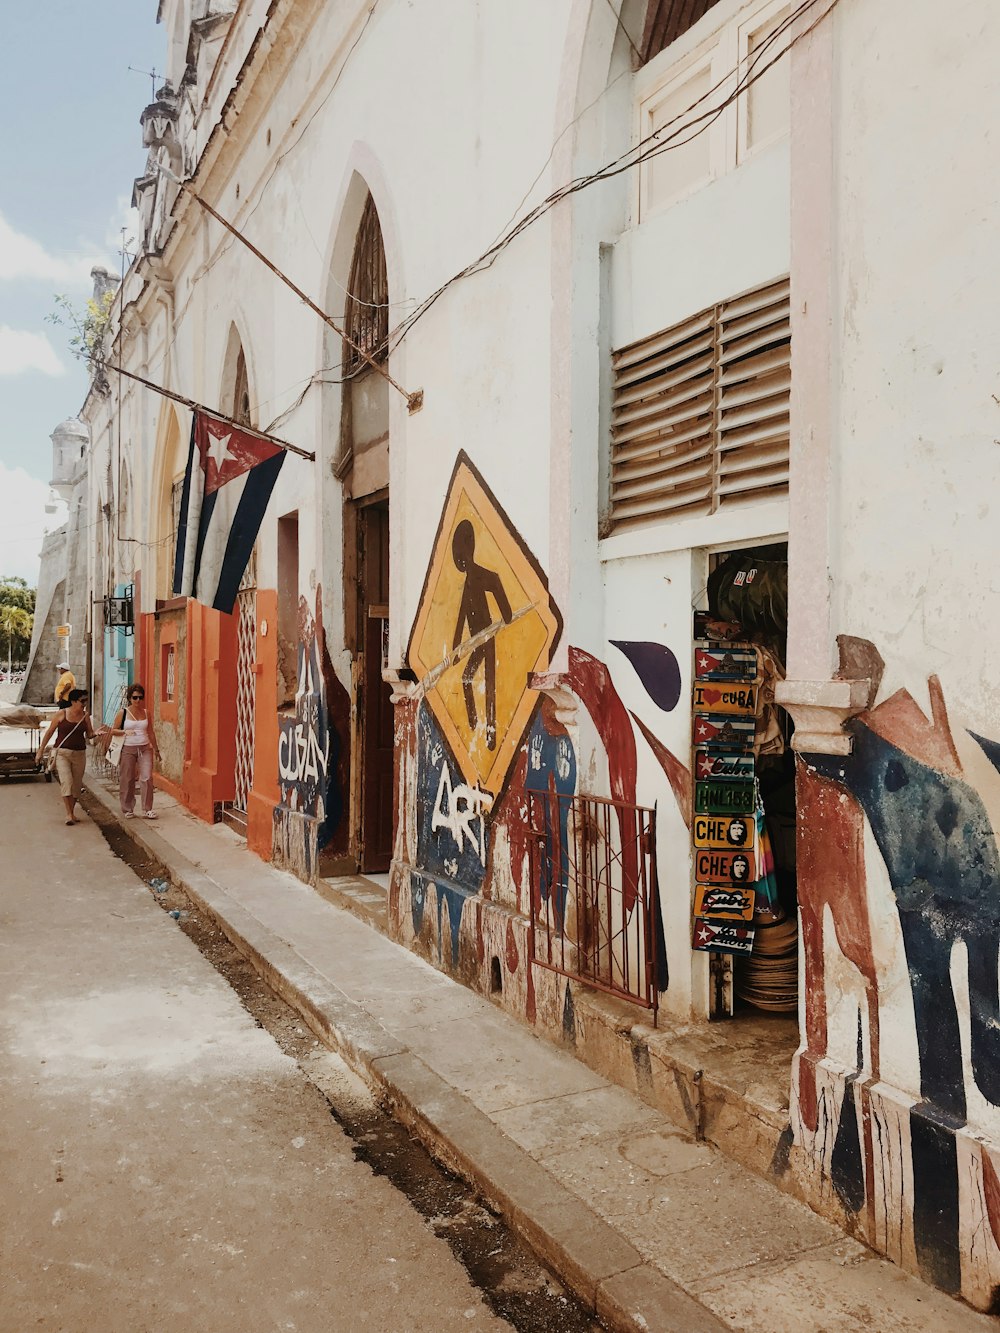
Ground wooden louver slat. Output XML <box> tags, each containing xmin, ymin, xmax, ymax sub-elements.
<box><xmin>608</xmin><ymin>276</ymin><xmax>791</xmax><ymax>531</ymax></box>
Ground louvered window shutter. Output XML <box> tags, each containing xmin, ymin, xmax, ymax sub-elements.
<box><xmin>609</xmin><ymin>277</ymin><xmax>791</xmax><ymax>531</ymax></box>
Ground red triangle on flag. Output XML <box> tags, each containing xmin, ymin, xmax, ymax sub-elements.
<box><xmin>196</xmin><ymin>412</ymin><xmax>283</xmax><ymax>494</ymax></box>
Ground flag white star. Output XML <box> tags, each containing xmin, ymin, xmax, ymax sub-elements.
<box><xmin>206</xmin><ymin>428</ymin><xmax>234</xmax><ymax>470</ymax></box>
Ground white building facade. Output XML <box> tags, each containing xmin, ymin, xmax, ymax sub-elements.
<box><xmin>81</xmin><ymin>0</ymin><xmax>1000</xmax><ymax>1305</ymax></box>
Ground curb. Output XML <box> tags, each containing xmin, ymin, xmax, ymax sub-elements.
<box><xmin>83</xmin><ymin>779</ymin><xmax>727</xmax><ymax>1333</ymax></box>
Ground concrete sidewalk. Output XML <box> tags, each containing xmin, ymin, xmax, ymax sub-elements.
<box><xmin>83</xmin><ymin>777</ymin><xmax>991</xmax><ymax>1333</ymax></box>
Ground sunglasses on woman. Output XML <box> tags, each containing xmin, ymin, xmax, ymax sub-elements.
<box><xmin>130</xmin><ymin>692</ymin><xmax>144</xmax><ymax>700</ymax></box>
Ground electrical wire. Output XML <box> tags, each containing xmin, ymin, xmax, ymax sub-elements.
<box><xmin>600</xmin><ymin>0</ymin><xmax>642</xmax><ymax>63</ymax></box>
<box><xmin>194</xmin><ymin>0</ymin><xmax>833</xmax><ymax>435</ymax></box>
<box><xmin>82</xmin><ymin>0</ymin><xmax>836</xmax><ymax>493</ymax></box>
<box><xmin>386</xmin><ymin>0</ymin><xmax>833</xmax><ymax>356</ymax></box>
<box><xmin>185</xmin><ymin>0</ymin><xmax>394</xmax><ymax>309</ymax></box>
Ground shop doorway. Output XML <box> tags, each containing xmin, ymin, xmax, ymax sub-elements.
<box><xmin>693</xmin><ymin>541</ymin><xmax>797</xmax><ymax>1021</ymax></box>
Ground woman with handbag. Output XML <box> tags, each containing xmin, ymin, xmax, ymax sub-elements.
<box><xmin>106</xmin><ymin>683</ymin><xmax>161</xmax><ymax>820</ymax></box>
<box><xmin>36</xmin><ymin>688</ymin><xmax>97</xmax><ymax>825</ymax></box>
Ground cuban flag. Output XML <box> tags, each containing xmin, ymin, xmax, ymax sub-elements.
<box><xmin>172</xmin><ymin>411</ymin><xmax>285</xmax><ymax>613</ymax></box>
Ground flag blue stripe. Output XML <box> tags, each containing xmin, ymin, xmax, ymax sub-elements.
<box><xmin>211</xmin><ymin>450</ymin><xmax>286</xmax><ymax>613</ymax></box>
<box><xmin>191</xmin><ymin>488</ymin><xmax>218</xmax><ymax>598</ymax></box>
<box><xmin>171</xmin><ymin>418</ymin><xmax>198</xmax><ymax>596</ymax></box>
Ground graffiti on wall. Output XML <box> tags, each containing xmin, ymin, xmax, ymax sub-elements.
<box><xmin>408</xmin><ymin>452</ymin><xmax>562</xmax><ymax>798</ymax></box>
<box><xmin>278</xmin><ymin>594</ymin><xmax>329</xmax><ymax>817</ymax></box>
<box><xmin>274</xmin><ymin>589</ymin><xmax>351</xmax><ymax>876</ymax></box>
<box><xmin>797</xmin><ymin>653</ymin><xmax>1000</xmax><ymax>1296</ymax></box>
<box><xmin>400</xmin><ymin>452</ymin><xmax>567</xmax><ymax>975</ymax></box>
<box><xmin>416</xmin><ymin>704</ymin><xmax>491</xmax><ymax>891</ymax></box>
<box><xmin>395</xmin><ymin>455</ymin><xmax>696</xmax><ymax>1022</ymax></box>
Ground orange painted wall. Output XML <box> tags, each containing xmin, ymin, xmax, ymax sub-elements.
<box><xmin>143</xmin><ymin>589</ymin><xmax>279</xmax><ymax>854</ymax></box>
<box><xmin>182</xmin><ymin>599</ymin><xmax>238</xmax><ymax>822</ymax></box>
<box><xmin>248</xmin><ymin>588</ymin><xmax>280</xmax><ymax>859</ymax></box>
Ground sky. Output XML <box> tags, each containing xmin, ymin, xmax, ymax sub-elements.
<box><xmin>0</xmin><ymin>1</ymin><xmax>163</xmax><ymax>586</ymax></box>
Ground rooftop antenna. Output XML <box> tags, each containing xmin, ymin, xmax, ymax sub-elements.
<box><xmin>128</xmin><ymin>65</ymin><xmax>160</xmax><ymax>100</ymax></box>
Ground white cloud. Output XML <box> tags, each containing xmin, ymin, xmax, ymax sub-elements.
<box><xmin>0</xmin><ymin>327</ymin><xmax>65</xmax><ymax>377</ymax></box>
<box><xmin>0</xmin><ymin>211</ymin><xmax>108</xmax><ymax>287</ymax></box>
<box><xmin>0</xmin><ymin>464</ymin><xmax>65</xmax><ymax>585</ymax></box>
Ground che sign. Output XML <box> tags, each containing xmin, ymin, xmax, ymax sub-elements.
<box><xmin>694</xmin><ymin>847</ymin><xmax>757</xmax><ymax>886</ymax></box>
<box><xmin>56</xmin><ymin>624</ymin><xmax>72</xmax><ymax>639</ymax></box>
<box><xmin>693</xmin><ymin>814</ymin><xmax>754</xmax><ymax>850</ymax></box>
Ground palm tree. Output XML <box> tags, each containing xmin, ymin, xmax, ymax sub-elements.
<box><xmin>0</xmin><ymin>605</ymin><xmax>32</xmax><ymax>682</ymax></box>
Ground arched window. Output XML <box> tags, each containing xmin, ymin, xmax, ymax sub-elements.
<box><xmin>233</xmin><ymin>345</ymin><xmax>252</xmax><ymax>426</ymax></box>
<box><xmin>343</xmin><ymin>194</ymin><xmax>388</xmax><ymax>377</ymax></box>
<box><xmin>640</xmin><ymin>0</ymin><xmax>722</xmax><ymax>62</ymax></box>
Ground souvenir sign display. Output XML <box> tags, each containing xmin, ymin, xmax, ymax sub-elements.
<box><xmin>692</xmin><ymin>714</ymin><xmax>755</xmax><ymax>750</ymax></box>
<box><xmin>692</xmin><ymin>918</ymin><xmax>755</xmax><ymax>954</ymax></box>
<box><xmin>695</xmin><ymin>749</ymin><xmax>755</xmax><ymax>782</ymax></box>
<box><xmin>695</xmin><ymin>780</ymin><xmax>755</xmax><ymax>815</ymax></box>
<box><xmin>694</xmin><ymin>647</ymin><xmax>758</xmax><ymax>682</ymax></box>
<box><xmin>693</xmin><ymin>612</ymin><xmax>744</xmax><ymax>642</ymax></box>
<box><xmin>695</xmin><ymin>847</ymin><xmax>757</xmax><ymax>886</ymax></box>
<box><xmin>694</xmin><ymin>883</ymin><xmax>756</xmax><ymax>922</ymax></box>
<box><xmin>693</xmin><ymin>813</ymin><xmax>754</xmax><ymax>850</ymax></box>
<box><xmin>691</xmin><ymin>622</ymin><xmax>766</xmax><ymax>959</ymax></box>
<box><xmin>692</xmin><ymin>681</ymin><xmax>759</xmax><ymax>716</ymax></box>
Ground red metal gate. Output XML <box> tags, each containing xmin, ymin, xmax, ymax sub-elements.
<box><xmin>527</xmin><ymin>790</ymin><xmax>659</xmax><ymax>1024</ymax></box>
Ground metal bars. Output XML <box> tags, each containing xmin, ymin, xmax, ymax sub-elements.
<box><xmin>344</xmin><ymin>195</ymin><xmax>389</xmax><ymax>377</ymax></box>
<box><xmin>231</xmin><ymin>552</ymin><xmax>257</xmax><ymax>819</ymax></box>
<box><xmin>527</xmin><ymin>790</ymin><xmax>659</xmax><ymax>1023</ymax></box>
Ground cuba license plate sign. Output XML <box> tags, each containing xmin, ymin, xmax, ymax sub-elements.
<box><xmin>695</xmin><ymin>780</ymin><xmax>755</xmax><ymax>815</ymax></box>
<box><xmin>693</xmin><ymin>813</ymin><xmax>754</xmax><ymax>850</ymax></box>
<box><xmin>692</xmin><ymin>714</ymin><xmax>755</xmax><ymax>750</ymax></box>
<box><xmin>695</xmin><ymin>750</ymin><xmax>755</xmax><ymax>782</ymax></box>
<box><xmin>692</xmin><ymin>682</ymin><xmax>759</xmax><ymax>716</ymax></box>
<box><xmin>694</xmin><ymin>883</ymin><xmax>756</xmax><ymax>922</ymax></box>
<box><xmin>692</xmin><ymin>917</ymin><xmax>755</xmax><ymax>954</ymax></box>
<box><xmin>694</xmin><ymin>647</ymin><xmax>758</xmax><ymax>682</ymax></box>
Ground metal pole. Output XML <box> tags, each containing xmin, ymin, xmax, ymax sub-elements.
<box><xmin>101</xmin><ymin>362</ymin><xmax>316</xmax><ymax>461</ymax></box>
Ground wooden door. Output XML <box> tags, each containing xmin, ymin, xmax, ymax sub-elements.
<box><xmin>359</xmin><ymin>502</ymin><xmax>393</xmax><ymax>873</ymax></box>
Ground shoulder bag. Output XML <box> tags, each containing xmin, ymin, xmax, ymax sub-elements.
<box><xmin>45</xmin><ymin>717</ymin><xmax>85</xmax><ymax>773</ymax></box>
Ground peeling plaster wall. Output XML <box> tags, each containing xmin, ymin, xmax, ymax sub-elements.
<box><xmin>151</xmin><ymin>609</ymin><xmax>186</xmax><ymax>786</ymax></box>
<box><xmin>787</xmin><ymin>0</ymin><xmax>1000</xmax><ymax>1307</ymax></box>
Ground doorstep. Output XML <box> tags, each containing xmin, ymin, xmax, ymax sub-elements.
<box><xmin>566</xmin><ymin>989</ymin><xmax>799</xmax><ymax>1194</ymax></box>
<box><xmin>319</xmin><ymin>872</ymin><xmax>389</xmax><ymax>933</ymax></box>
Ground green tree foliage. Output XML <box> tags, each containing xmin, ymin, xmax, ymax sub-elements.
<box><xmin>0</xmin><ymin>578</ymin><xmax>35</xmax><ymax>668</ymax></box>
<box><xmin>46</xmin><ymin>290</ymin><xmax>115</xmax><ymax>372</ymax></box>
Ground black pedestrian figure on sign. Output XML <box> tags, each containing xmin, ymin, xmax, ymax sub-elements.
<box><xmin>452</xmin><ymin>519</ymin><xmax>512</xmax><ymax>750</ymax></box>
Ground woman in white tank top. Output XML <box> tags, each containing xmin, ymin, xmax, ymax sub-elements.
<box><xmin>107</xmin><ymin>683</ymin><xmax>162</xmax><ymax>819</ymax></box>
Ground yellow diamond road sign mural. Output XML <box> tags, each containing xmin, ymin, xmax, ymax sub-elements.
<box><xmin>408</xmin><ymin>453</ymin><xmax>562</xmax><ymax>797</ymax></box>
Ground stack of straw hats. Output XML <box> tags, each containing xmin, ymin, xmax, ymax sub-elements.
<box><xmin>736</xmin><ymin>915</ymin><xmax>798</xmax><ymax>1012</ymax></box>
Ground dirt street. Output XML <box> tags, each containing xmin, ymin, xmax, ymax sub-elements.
<box><xmin>0</xmin><ymin>777</ymin><xmax>527</xmax><ymax>1333</ymax></box>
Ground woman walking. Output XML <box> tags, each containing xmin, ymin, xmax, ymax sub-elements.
<box><xmin>107</xmin><ymin>683</ymin><xmax>161</xmax><ymax>819</ymax></box>
<box><xmin>36</xmin><ymin>688</ymin><xmax>97</xmax><ymax>825</ymax></box>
